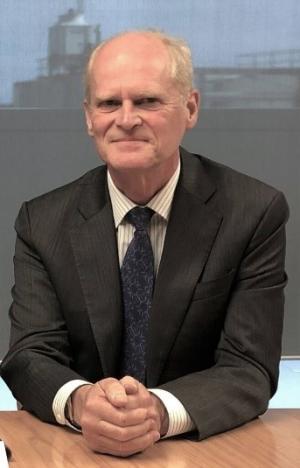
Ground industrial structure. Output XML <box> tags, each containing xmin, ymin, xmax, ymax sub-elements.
<box><xmin>11</xmin><ymin>2</ymin><xmax>300</xmax><ymax>109</ymax></box>
<box><xmin>13</xmin><ymin>1</ymin><xmax>100</xmax><ymax>107</ymax></box>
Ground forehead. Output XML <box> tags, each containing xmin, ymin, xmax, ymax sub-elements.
<box><xmin>89</xmin><ymin>35</ymin><xmax>175</xmax><ymax>96</ymax></box>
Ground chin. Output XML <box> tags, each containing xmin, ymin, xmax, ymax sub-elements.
<box><xmin>108</xmin><ymin>153</ymin><xmax>158</xmax><ymax>172</ymax></box>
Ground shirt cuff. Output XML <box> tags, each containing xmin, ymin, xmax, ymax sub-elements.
<box><xmin>52</xmin><ymin>379</ymin><xmax>91</xmax><ymax>429</ymax></box>
<box><xmin>149</xmin><ymin>388</ymin><xmax>195</xmax><ymax>438</ymax></box>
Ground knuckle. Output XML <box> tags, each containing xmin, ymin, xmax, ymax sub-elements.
<box><xmin>147</xmin><ymin>407</ymin><xmax>157</xmax><ymax>419</ymax></box>
<box><xmin>84</xmin><ymin>399</ymin><xmax>97</xmax><ymax>416</ymax></box>
<box><xmin>140</xmin><ymin>392</ymin><xmax>152</xmax><ymax>407</ymax></box>
<box><xmin>97</xmin><ymin>419</ymin><xmax>105</xmax><ymax>432</ymax></box>
<box><xmin>80</xmin><ymin>413</ymin><xmax>90</xmax><ymax>429</ymax></box>
<box><xmin>147</xmin><ymin>418</ymin><xmax>155</xmax><ymax>431</ymax></box>
<box><xmin>147</xmin><ymin>431</ymin><xmax>158</xmax><ymax>446</ymax></box>
<box><xmin>115</xmin><ymin>428</ymin><xmax>129</xmax><ymax>442</ymax></box>
<box><xmin>139</xmin><ymin>407</ymin><xmax>148</xmax><ymax>420</ymax></box>
<box><xmin>122</xmin><ymin>375</ymin><xmax>135</xmax><ymax>384</ymax></box>
<box><xmin>117</xmin><ymin>412</ymin><xmax>127</xmax><ymax>426</ymax></box>
<box><xmin>99</xmin><ymin>377</ymin><xmax>118</xmax><ymax>389</ymax></box>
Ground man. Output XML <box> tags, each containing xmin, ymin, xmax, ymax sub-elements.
<box><xmin>1</xmin><ymin>31</ymin><xmax>288</xmax><ymax>457</ymax></box>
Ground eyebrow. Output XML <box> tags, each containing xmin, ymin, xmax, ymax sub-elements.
<box><xmin>94</xmin><ymin>89</ymin><xmax>164</xmax><ymax>101</ymax></box>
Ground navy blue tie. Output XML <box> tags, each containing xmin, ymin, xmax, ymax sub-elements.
<box><xmin>120</xmin><ymin>207</ymin><xmax>154</xmax><ymax>383</ymax></box>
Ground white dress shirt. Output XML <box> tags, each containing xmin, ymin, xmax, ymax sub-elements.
<box><xmin>53</xmin><ymin>160</ymin><xmax>195</xmax><ymax>437</ymax></box>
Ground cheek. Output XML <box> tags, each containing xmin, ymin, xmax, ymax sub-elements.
<box><xmin>159</xmin><ymin>109</ymin><xmax>187</xmax><ymax>132</ymax></box>
<box><xmin>160</xmin><ymin>117</ymin><xmax>187</xmax><ymax>143</ymax></box>
<box><xmin>91</xmin><ymin>116</ymin><xmax>112</xmax><ymax>137</ymax></box>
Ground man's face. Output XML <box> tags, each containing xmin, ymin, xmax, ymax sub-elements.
<box><xmin>84</xmin><ymin>34</ymin><xmax>199</xmax><ymax>177</ymax></box>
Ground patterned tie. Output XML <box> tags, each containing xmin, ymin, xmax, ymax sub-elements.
<box><xmin>120</xmin><ymin>206</ymin><xmax>154</xmax><ymax>383</ymax></box>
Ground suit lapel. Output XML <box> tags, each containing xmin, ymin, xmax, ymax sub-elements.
<box><xmin>70</xmin><ymin>168</ymin><xmax>122</xmax><ymax>377</ymax></box>
<box><xmin>68</xmin><ymin>153</ymin><xmax>222</xmax><ymax>384</ymax></box>
<box><xmin>147</xmin><ymin>150</ymin><xmax>223</xmax><ymax>386</ymax></box>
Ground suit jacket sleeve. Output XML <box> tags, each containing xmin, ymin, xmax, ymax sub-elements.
<box><xmin>158</xmin><ymin>189</ymin><xmax>288</xmax><ymax>440</ymax></box>
<box><xmin>0</xmin><ymin>157</ymin><xmax>289</xmax><ymax>439</ymax></box>
<box><xmin>0</xmin><ymin>201</ymin><xmax>88</xmax><ymax>422</ymax></box>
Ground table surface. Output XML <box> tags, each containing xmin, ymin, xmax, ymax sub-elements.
<box><xmin>0</xmin><ymin>409</ymin><xmax>299</xmax><ymax>467</ymax></box>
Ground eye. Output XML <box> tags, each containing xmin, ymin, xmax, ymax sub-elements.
<box><xmin>96</xmin><ymin>99</ymin><xmax>121</xmax><ymax>112</ymax></box>
<box><xmin>135</xmin><ymin>97</ymin><xmax>161</xmax><ymax>109</ymax></box>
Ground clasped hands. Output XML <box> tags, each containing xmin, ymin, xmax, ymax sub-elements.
<box><xmin>71</xmin><ymin>376</ymin><xmax>169</xmax><ymax>457</ymax></box>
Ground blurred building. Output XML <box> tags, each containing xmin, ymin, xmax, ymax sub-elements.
<box><xmin>193</xmin><ymin>49</ymin><xmax>300</xmax><ymax>109</ymax></box>
<box><xmin>13</xmin><ymin>6</ymin><xmax>300</xmax><ymax>109</ymax></box>
<box><xmin>13</xmin><ymin>1</ymin><xmax>100</xmax><ymax>108</ymax></box>
<box><xmin>194</xmin><ymin>67</ymin><xmax>300</xmax><ymax>109</ymax></box>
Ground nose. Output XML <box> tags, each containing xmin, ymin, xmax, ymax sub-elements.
<box><xmin>115</xmin><ymin>101</ymin><xmax>142</xmax><ymax>130</ymax></box>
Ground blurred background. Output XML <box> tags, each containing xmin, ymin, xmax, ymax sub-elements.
<box><xmin>0</xmin><ymin>0</ymin><xmax>299</xmax><ymax>357</ymax></box>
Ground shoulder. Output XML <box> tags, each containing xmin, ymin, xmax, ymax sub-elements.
<box><xmin>181</xmin><ymin>149</ymin><xmax>289</xmax><ymax>225</ymax></box>
<box><xmin>27</xmin><ymin>165</ymin><xmax>106</xmax><ymax>207</ymax></box>
<box><xmin>15</xmin><ymin>165</ymin><xmax>107</xmax><ymax>235</ymax></box>
<box><xmin>185</xmin><ymin>149</ymin><xmax>286</xmax><ymax>200</ymax></box>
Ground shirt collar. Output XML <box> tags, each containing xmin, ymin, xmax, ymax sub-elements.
<box><xmin>107</xmin><ymin>160</ymin><xmax>181</xmax><ymax>228</ymax></box>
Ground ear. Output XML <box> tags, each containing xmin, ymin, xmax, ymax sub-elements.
<box><xmin>83</xmin><ymin>100</ymin><xmax>94</xmax><ymax>136</ymax></box>
<box><xmin>186</xmin><ymin>89</ymin><xmax>200</xmax><ymax>129</ymax></box>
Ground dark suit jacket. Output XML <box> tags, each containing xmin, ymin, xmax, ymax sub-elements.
<box><xmin>1</xmin><ymin>148</ymin><xmax>288</xmax><ymax>440</ymax></box>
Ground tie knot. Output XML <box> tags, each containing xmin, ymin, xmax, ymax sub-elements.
<box><xmin>126</xmin><ymin>207</ymin><xmax>153</xmax><ymax>231</ymax></box>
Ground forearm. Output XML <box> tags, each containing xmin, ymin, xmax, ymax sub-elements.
<box><xmin>1</xmin><ymin>348</ymin><xmax>84</xmax><ymax>423</ymax></box>
<box><xmin>159</xmin><ymin>355</ymin><xmax>272</xmax><ymax>440</ymax></box>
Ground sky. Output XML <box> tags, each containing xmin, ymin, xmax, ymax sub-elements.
<box><xmin>0</xmin><ymin>0</ymin><xmax>300</xmax><ymax>103</ymax></box>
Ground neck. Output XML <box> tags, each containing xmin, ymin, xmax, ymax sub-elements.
<box><xmin>109</xmin><ymin>156</ymin><xmax>179</xmax><ymax>205</ymax></box>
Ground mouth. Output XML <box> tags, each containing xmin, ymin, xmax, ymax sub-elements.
<box><xmin>112</xmin><ymin>138</ymin><xmax>148</xmax><ymax>143</ymax></box>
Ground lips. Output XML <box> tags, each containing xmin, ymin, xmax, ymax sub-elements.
<box><xmin>112</xmin><ymin>138</ymin><xmax>147</xmax><ymax>142</ymax></box>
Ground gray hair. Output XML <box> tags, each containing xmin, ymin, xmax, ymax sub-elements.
<box><xmin>84</xmin><ymin>30</ymin><xmax>194</xmax><ymax>103</ymax></box>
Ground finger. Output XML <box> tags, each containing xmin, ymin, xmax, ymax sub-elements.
<box><xmin>126</xmin><ymin>382</ymin><xmax>153</xmax><ymax>410</ymax></box>
<box><xmin>80</xmin><ymin>389</ymin><xmax>149</xmax><ymax>429</ymax></box>
<box><xmin>120</xmin><ymin>376</ymin><xmax>139</xmax><ymax>395</ymax></box>
<box><xmin>85</xmin><ymin>429</ymin><xmax>160</xmax><ymax>457</ymax></box>
<box><xmin>96</xmin><ymin>404</ymin><xmax>149</xmax><ymax>427</ymax></box>
<box><xmin>97</xmin><ymin>378</ymin><xmax>128</xmax><ymax>407</ymax></box>
<box><xmin>114</xmin><ymin>382</ymin><xmax>155</xmax><ymax>412</ymax></box>
<box><xmin>97</xmin><ymin>417</ymin><xmax>157</xmax><ymax>442</ymax></box>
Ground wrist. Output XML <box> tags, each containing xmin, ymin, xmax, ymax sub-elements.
<box><xmin>70</xmin><ymin>384</ymin><xmax>92</xmax><ymax>426</ymax></box>
<box><xmin>151</xmin><ymin>394</ymin><xmax>169</xmax><ymax>437</ymax></box>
